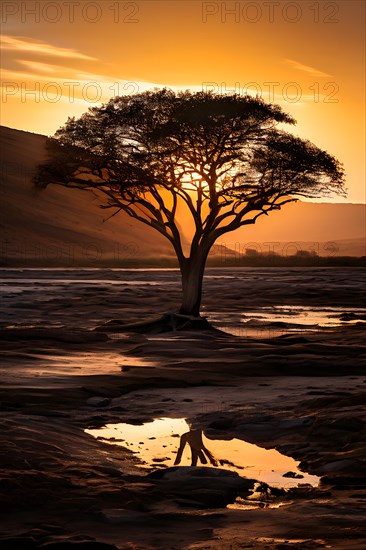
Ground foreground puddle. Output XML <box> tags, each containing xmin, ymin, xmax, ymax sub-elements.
<box><xmin>206</xmin><ymin>305</ymin><xmax>366</xmax><ymax>337</ymax></box>
<box><xmin>85</xmin><ymin>417</ymin><xmax>319</xmax><ymax>489</ymax></box>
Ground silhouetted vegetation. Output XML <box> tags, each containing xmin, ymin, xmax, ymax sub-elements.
<box><xmin>36</xmin><ymin>90</ymin><xmax>345</xmax><ymax>318</ymax></box>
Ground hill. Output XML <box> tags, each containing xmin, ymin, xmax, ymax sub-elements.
<box><xmin>0</xmin><ymin>126</ymin><xmax>364</xmax><ymax>265</ymax></box>
<box><xmin>0</xmin><ymin>126</ymin><xmax>176</xmax><ymax>265</ymax></box>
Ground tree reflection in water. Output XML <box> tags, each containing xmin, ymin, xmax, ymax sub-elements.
<box><xmin>174</xmin><ymin>425</ymin><xmax>218</xmax><ymax>466</ymax></box>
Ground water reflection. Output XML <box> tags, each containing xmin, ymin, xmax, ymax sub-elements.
<box><xmin>0</xmin><ymin>350</ymin><xmax>154</xmax><ymax>384</ymax></box>
<box><xmin>206</xmin><ymin>305</ymin><xmax>366</xmax><ymax>338</ymax></box>
<box><xmin>85</xmin><ymin>417</ymin><xmax>319</xmax><ymax>489</ymax></box>
<box><xmin>174</xmin><ymin>425</ymin><xmax>218</xmax><ymax>467</ymax></box>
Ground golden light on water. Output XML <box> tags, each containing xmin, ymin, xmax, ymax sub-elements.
<box><xmin>85</xmin><ymin>417</ymin><xmax>320</xmax><ymax>488</ymax></box>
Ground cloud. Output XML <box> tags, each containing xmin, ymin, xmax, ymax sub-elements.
<box><xmin>0</xmin><ymin>65</ymin><xmax>181</xmax><ymax>106</ymax></box>
<box><xmin>17</xmin><ymin>60</ymin><xmax>56</xmax><ymax>74</ymax></box>
<box><xmin>1</xmin><ymin>59</ymin><xmax>203</xmax><ymax>101</ymax></box>
<box><xmin>0</xmin><ymin>35</ymin><xmax>97</xmax><ymax>60</ymax></box>
<box><xmin>285</xmin><ymin>59</ymin><xmax>331</xmax><ymax>78</ymax></box>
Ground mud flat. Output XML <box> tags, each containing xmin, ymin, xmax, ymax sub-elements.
<box><xmin>0</xmin><ymin>267</ymin><xmax>365</xmax><ymax>549</ymax></box>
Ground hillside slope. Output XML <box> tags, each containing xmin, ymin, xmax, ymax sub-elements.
<box><xmin>0</xmin><ymin>126</ymin><xmax>175</xmax><ymax>265</ymax></box>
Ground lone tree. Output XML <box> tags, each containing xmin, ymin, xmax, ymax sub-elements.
<box><xmin>36</xmin><ymin>89</ymin><xmax>344</xmax><ymax>324</ymax></box>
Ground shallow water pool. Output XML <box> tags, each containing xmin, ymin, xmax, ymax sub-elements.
<box><xmin>85</xmin><ymin>417</ymin><xmax>319</xmax><ymax>489</ymax></box>
<box><xmin>205</xmin><ymin>305</ymin><xmax>366</xmax><ymax>338</ymax></box>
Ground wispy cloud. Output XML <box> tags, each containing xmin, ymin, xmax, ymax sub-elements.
<box><xmin>1</xmin><ymin>65</ymin><xmax>181</xmax><ymax>105</ymax></box>
<box><xmin>1</xmin><ymin>59</ymin><xmax>202</xmax><ymax>102</ymax></box>
<box><xmin>17</xmin><ymin>60</ymin><xmax>57</xmax><ymax>74</ymax></box>
<box><xmin>0</xmin><ymin>35</ymin><xmax>97</xmax><ymax>60</ymax></box>
<box><xmin>285</xmin><ymin>59</ymin><xmax>331</xmax><ymax>78</ymax></box>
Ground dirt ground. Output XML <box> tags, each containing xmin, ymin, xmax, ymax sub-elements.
<box><xmin>0</xmin><ymin>267</ymin><xmax>365</xmax><ymax>549</ymax></box>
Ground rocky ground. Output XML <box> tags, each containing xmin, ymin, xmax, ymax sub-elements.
<box><xmin>0</xmin><ymin>267</ymin><xmax>365</xmax><ymax>549</ymax></box>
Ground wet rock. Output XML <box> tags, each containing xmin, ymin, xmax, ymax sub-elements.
<box><xmin>317</xmin><ymin>458</ymin><xmax>363</xmax><ymax>474</ymax></box>
<box><xmin>283</xmin><ymin>471</ymin><xmax>304</xmax><ymax>479</ymax></box>
<box><xmin>329</xmin><ymin>416</ymin><xmax>364</xmax><ymax>432</ymax></box>
<box><xmin>321</xmin><ymin>474</ymin><xmax>366</xmax><ymax>488</ymax></box>
<box><xmin>86</xmin><ymin>397</ymin><xmax>110</xmax><ymax>407</ymax></box>
<box><xmin>146</xmin><ymin>466</ymin><xmax>257</xmax><ymax>508</ymax></box>
<box><xmin>101</xmin><ymin>508</ymin><xmax>147</xmax><ymax>524</ymax></box>
<box><xmin>208</xmin><ymin>418</ymin><xmax>235</xmax><ymax>430</ymax></box>
<box><xmin>175</xmin><ymin>488</ymin><xmax>235</xmax><ymax>508</ymax></box>
<box><xmin>173</xmin><ymin>496</ymin><xmax>213</xmax><ymax>508</ymax></box>
<box><xmin>147</xmin><ymin>466</ymin><xmax>240</xmax><ymax>481</ymax></box>
<box><xmin>277</xmin><ymin>416</ymin><xmax>315</xmax><ymax>430</ymax></box>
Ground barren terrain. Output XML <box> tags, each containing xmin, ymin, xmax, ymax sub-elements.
<box><xmin>0</xmin><ymin>267</ymin><xmax>365</xmax><ymax>549</ymax></box>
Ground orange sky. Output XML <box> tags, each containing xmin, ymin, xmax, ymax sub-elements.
<box><xmin>1</xmin><ymin>0</ymin><xmax>365</xmax><ymax>203</ymax></box>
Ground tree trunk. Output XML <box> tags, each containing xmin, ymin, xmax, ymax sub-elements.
<box><xmin>179</xmin><ymin>249</ymin><xmax>209</xmax><ymax>317</ymax></box>
<box><xmin>95</xmin><ymin>245</ymin><xmax>215</xmax><ymax>333</ymax></box>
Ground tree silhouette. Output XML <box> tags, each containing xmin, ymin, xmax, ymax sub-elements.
<box><xmin>36</xmin><ymin>90</ymin><xmax>345</xmax><ymax>323</ymax></box>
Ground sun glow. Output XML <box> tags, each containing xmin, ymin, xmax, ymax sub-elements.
<box><xmin>179</xmin><ymin>171</ymin><xmax>207</xmax><ymax>191</ymax></box>
<box><xmin>1</xmin><ymin>0</ymin><xmax>364</xmax><ymax>202</ymax></box>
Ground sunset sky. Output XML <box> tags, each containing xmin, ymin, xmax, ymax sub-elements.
<box><xmin>1</xmin><ymin>0</ymin><xmax>365</xmax><ymax>203</ymax></box>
